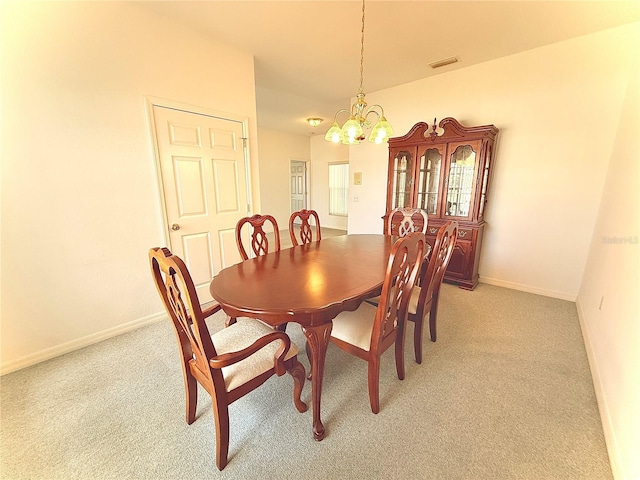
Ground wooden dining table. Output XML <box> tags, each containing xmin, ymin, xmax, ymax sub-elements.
<box><xmin>209</xmin><ymin>233</ymin><xmax>396</xmax><ymax>441</ymax></box>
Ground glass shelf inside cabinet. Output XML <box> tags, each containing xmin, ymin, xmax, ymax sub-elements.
<box><xmin>445</xmin><ymin>144</ymin><xmax>476</xmax><ymax>217</ymax></box>
<box><xmin>417</xmin><ymin>148</ymin><xmax>441</xmax><ymax>215</ymax></box>
<box><xmin>392</xmin><ymin>150</ymin><xmax>413</xmax><ymax>209</ymax></box>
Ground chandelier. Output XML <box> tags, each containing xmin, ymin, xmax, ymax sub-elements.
<box><xmin>324</xmin><ymin>0</ymin><xmax>393</xmax><ymax>145</ymax></box>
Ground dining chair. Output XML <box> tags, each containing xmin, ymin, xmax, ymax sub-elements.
<box><xmin>289</xmin><ymin>209</ymin><xmax>321</xmax><ymax>246</ymax></box>
<box><xmin>231</xmin><ymin>214</ymin><xmax>283</xmax><ymax>327</ymax></box>
<box><xmin>328</xmin><ymin>232</ymin><xmax>426</xmax><ymax>414</ymax></box>
<box><xmin>408</xmin><ymin>221</ymin><xmax>458</xmax><ymax>361</ymax></box>
<box><xmin>149</xmin><ymin>247</ymin><xmax>307</xmax><ymax>470</ymax></box>
<box><xmin>365</xmin><ymin>207</ymin><xmax>429</xmax><ymax>306</ymax></box>
<box><xmin>235</xmin><ymin>214</ymin><xmax>281</xmax><ymax>261</ymax></box>
<box><xmin>385</xmin><ymin>207</ymin><xmax>428</xmax><ymax>237</ymax></box>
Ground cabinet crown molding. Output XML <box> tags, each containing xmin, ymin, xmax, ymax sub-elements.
<box><xmin>389</xmin><ymin>118</ymin><xmax>498</xmax><ymax>146</ymax></box>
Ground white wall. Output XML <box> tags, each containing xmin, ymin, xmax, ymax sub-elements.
<box><xmin>256</xmin><ymin>128</ymin><xmax>310</xmax><ymax>228</ymax></box>
<box><xmin>342</xmin><ymin>24</ymin><xmax>639</xmax><ymax>300</ymax></box>
<box><xmin>309</xmin><ymin>136</ymin><xmax>349</xmax><ymax>230</ymax></box>
<box><xmin>256</xmin><ymin>128</ymin><xmax>349</xmax><ymax>232</ymax></box>
<box><xmin>576</xmin><ymin>37</ymin><xmax>640</xmax><ymax>480</ymax></box>
<box><xmin>0</xmin><ymin>2</ymin><xmax>259</xmax><ymax>372</ymax></box>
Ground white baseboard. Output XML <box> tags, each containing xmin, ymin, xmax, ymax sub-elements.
<box><xmin>575</xmin><ymin>299</ymin><xmax>623</xmax><ymax>480</ymax></box>
<box><xmin>0</xmin><ymin>312</ymin><xmax>167</xmax><ymax>376</ymax></box>
<box><xmin>479</xmin><ymin>276</ymin><xmax>577</xmax><ymax>302</ymax></box>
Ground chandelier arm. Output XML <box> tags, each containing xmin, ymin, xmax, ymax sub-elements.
<box><xmin>363</xmin><ymin>105</ymin><xmax>384</xmax><ymax>124</ymax></box>
<box><xmin>333</xmin><ymin>109</ymin><xmax>352</xmax><ymax>123</ymax></box>
<box><xmin>367</xmin><ymin>104</ymin><xmax>386</xmax><ymax>117</ymax></box>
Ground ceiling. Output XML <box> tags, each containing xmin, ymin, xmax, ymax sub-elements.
<box><xmin>136</xmin><ymin>1</ymin><xmax>640</xmax><ymax>136</ymax></box>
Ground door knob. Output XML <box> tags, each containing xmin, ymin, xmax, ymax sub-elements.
<box><xmin>171</xmin><ymin>223</ymin><xmax>180</xmax><ymax>231</ymax></box>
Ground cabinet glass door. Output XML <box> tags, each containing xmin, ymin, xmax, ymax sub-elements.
<box><xmin>417</xmin><ymin>148</ymin><xmax>442</xmax><ymax>215</ymax></box>
<box><xmin>391</xmin><ymin>150</ymin><xmax>414</xmax><ymax>208</ymax></box>
<box><xmin>445</xmin><ymin>144</ymin><xmax>476</xmax><ymax>218</ymax></box>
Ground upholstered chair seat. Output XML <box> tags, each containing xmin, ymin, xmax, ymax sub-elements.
<box><xmin>407</xmin><ymin>286</ymin><xmax>422</xmax><ymax>317</ymax></box>
<box><xmin>330</xmin><ymin>302</ymin><xmax>379</xmax><ymax>352</ymax></box>
<box><xmin>211</xmin><ymin>319</ymin><xmax>300</xmax><ymax>391</ymax></box>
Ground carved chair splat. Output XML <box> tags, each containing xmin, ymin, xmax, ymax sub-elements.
<box><xmin>289</xmin><ymin>209</ymin><xmax>322</xmax><ymax>246</ymax></box>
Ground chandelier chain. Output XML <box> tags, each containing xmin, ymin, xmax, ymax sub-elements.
<box><xmin>359</xmin><ymin>0</ymin><xmax>365</xmax><ymax>94</ymax></box>
<box><xmin>324</xmin><ymin>0</ymin><xmax>392</xmax><ymax>144</ymax></box>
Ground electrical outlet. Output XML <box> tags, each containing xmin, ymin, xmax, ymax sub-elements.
<box><xmin>353</xmin><ymin>195</ymin><xmax>359</xmax><ymax>202</ymax></box>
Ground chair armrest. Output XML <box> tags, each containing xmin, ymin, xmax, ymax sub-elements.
<box><xmin>185</xmin><ymin>302</ymin><xmax>221</xmax><ymax>325</ymax></box>
<box><xmin>201</xmin><ymin>301</ymin><xmax>222</xmax><ymax>319</ymax></box>
<box><xmin>209</xmin><ymin>331</ymin><xmax>291</xmax><ymax>376</ymax></box>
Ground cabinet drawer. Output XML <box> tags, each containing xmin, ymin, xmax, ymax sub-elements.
<box><xmin>426</xmin><ymin>225</ymin><xmax>473</xmax><ymax>240</ymax></box>
<box><xmin>456</xmin><ymin>228</ymin><xmax>474</xmax><ymax>240</ymax></box>
<box><xmin>426</xmin><ymin>225</ymin><xmax>440</xmax><ymax>236</ymax></box>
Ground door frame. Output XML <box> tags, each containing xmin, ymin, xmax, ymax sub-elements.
<box><xmin>145</xmin><ymin>96</ymin><xmax>253</xmax><ymax>248</ymax></box>
<box><xmin>289</xmin><ymin>158</ymin><xmax>310</xmax><ymax>214</ymax></box>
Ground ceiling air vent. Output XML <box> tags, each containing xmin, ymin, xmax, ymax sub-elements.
<box><xmin>429</xmin><ymin>56</ymin><xmax>459</xmax><ymax>69</ymax></box>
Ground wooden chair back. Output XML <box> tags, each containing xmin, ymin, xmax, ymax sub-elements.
<box><xmin>374</xmin><ymin>232</ymin><xmax>426</xmax><ymax>355</ymax></box>
<box><xmin>421</xmin><ymin>221</ymin><xmax>458</xmax><ymax>304</ymax></box>
<box><xmin>150</xmin><ymin>247</ymin><xmax>220</xmax><ymax>385</ymax></box>
<box><xmin>235</xmin><ymin>214</ymin><xmax>281</xmax><ymax>260</ymax></box>
<box><xmin>408</xmin><ymin>221</ymin><xmax>458</xmax><ymax>360</ymax></box>
<box><xmin>289</xmin><ymin>209</ymin><xmax>321</xmax><ymax>246</ymax></box>
<box><xmin>385</xmin><ymin>207</ymin><xmax>428</xmax><ymax>237</ymax></box>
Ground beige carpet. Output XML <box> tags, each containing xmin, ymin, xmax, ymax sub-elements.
<box><xmin>0</xmin><ymin>283</ymin><xmax>611</xmax><ymax>479</ymax></box>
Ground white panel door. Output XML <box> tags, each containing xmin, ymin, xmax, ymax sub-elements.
<box><xmin>153</xmin><ymin>106</ymin><xmax>247</xmax><ymax>302</ymax></box>
<box><xmin>290</xmin><ymin>160</ymin><xmax>307</xmax><ymax>212</ymax></box>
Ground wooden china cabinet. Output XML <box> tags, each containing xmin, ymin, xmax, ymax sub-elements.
<box><xmin>384</xmin><ymin>118</ymin><xmax>499</xmax><ymax>289</ymax></box>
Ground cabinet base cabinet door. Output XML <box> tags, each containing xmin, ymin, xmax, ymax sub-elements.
<box><xmin>425</xmin><ymin>223</ymin><xmax>484</xmax><ymax>290</ymax></box>
<box><xmin>446</xmin><ymin>241</ymin><xmax>471</xmax><ymax>278</ymax></box>
<box><xmin>444</xmin><ymin>241</ymin><xmax>478</xmax><ymax>290</ymax></box>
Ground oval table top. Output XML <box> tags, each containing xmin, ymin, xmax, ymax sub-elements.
<box><xmin>209</xmin><ymin>234</ymin><xmax>395</xmax><ymax>326</ymax></box>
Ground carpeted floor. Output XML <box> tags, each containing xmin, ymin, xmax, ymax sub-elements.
<box><xmin>0</xmin><ymin>283</ymin><xmax>611</xmax><ymax>479</ymax></box>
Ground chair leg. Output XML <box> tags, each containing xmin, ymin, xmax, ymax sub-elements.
<box><xmin>394</xmin><ymin>326</ymin><xmax>406</xmax><ymax>381</ymax></box>
<box><xmin>429</xmin><ymin>288</ymin><xmax>442</xmax><ymax>342</ymax></box>
<box><xmin>184</xmin><ymin>366</ymin><xmax>198</xmax><ymax>424</ymax></box>
<box><xmin>287</xmin><ymin>359</ymin><xmax>309</xmax><ymax>413</ymax></box>
<box><xmin>214</xmin><ymin>404</ymin><xmax>230</xmax><ymax>471</ymax></box>
<box><xmin>414</xmin><ymin>298</ymin><xmax>434</xmax><ymax>364</ymax></box>
<box><xmin>225</xmin><ymin>315</ymin><xmax>237</xmax><ymax>327</ymax></box>
<box><xmin>413</xmin><ymin>314</ymin><xmax>425</xmax><ymax>365</ymax></box>
<box><xmin>367</xmin><ymin>357</ymin><xmax>381</xmax><ymax>414</ymax></box>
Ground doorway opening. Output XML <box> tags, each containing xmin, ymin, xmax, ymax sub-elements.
<box><xmin>290</xmin><ymin>160</ymin><xmax>309</xmax><ymax>213</ymax></box>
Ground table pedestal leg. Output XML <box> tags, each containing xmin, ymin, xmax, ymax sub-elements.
<box><xmin>301</xmin><ymin>322</ymin><xmax>332</xmax><ymax>441</ymax></box>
